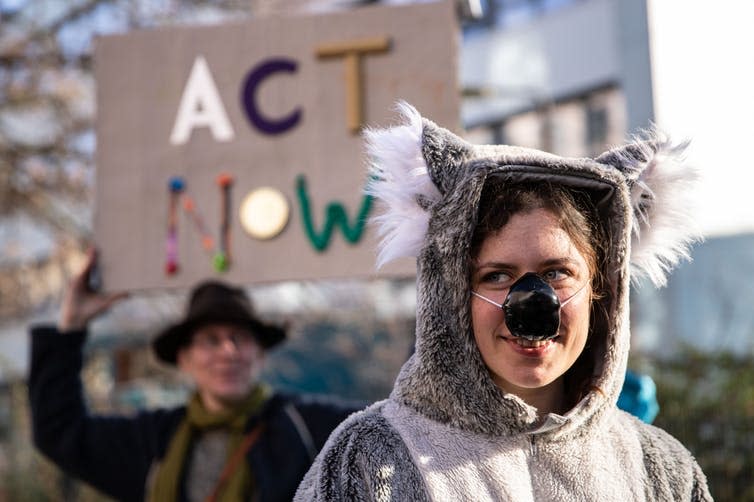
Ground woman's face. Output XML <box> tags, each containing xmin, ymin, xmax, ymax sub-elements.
<box><xmin>177</xmin><ymin>323</ymin><xmax>264</xmax><ymax>413</ymax></box>
<box><xmin>471</xmin><ymin>207</ymin><xmax>592</xmax><ymax>398</ymax></box>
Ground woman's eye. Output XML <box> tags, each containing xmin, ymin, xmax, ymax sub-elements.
<box><xmin>481</xmin><ymin>271</ymin><xmax>511</xmax><ymax>284</ymax></box>
<box><xmin>543</xmin><ymin>269</ymin><xmax>567</xmax><ymax>282</ymax></box>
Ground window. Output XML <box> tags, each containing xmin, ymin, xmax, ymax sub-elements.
<box><xmin>586</xmin><ymin>105</ymin><xmax>608</xmax><ymax>146</ymax></box>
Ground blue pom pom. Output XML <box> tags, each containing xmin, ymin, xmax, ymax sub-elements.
<box><xmin>168</xmin><ymin>177</ymin><xmax>185</xmax><ymax>193</ymax></box>
<box><xmin>618</xmin><ymin>370</ymin><xmax>660</xmax><ymax>423</ymax></box>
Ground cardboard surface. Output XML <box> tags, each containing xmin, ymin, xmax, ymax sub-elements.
<box><xmin>94</xmin><ymin>1</ymin><xmax>459</xmax><ymax>291</ymax></box>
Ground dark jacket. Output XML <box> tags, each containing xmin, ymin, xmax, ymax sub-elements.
<box><xmin>28</xmin><ymin>325</ymin><xmax>360</xmax><ymax>502</ymax></box>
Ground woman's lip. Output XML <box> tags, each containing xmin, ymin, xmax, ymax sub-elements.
<box><xmin>499</xmin><ymin>336</ymin><xmax>558</xmax><ymax>357</ymax></box>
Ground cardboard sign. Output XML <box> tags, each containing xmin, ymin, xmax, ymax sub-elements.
<box><xmin>94</xmin><ymin>0</ymin><xmax>459</xmax><ymax>291</ymax></box>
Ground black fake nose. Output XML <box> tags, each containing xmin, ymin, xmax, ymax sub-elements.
<box><xmin>502</xmin><ymin>272</ymin><xmax>561</xmax><ymax>341</ymax></box>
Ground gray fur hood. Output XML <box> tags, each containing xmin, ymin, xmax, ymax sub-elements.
<box><xmin>365</xmin><ymin>103</ymin><xmax>700</xmax><ymax>438</ymax></box>
<box><xmin>294</xmin><ymin>103</ymin><xmax>711</xmax><ymax>501</ymax></box>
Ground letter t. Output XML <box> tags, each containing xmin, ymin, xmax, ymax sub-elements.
<box><xmin>315</xmin><ymin>37</ymin><xmax>391</xmax><ymax>133</ymax></box>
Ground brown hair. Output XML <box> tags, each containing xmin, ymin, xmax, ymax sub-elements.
<box><xmin>471</xmin><ymin>178</ymin><xmax>608</xmax><ymax>408</ymax></box>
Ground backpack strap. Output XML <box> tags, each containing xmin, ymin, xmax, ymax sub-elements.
<box><xmin>283</xmin><ymin>403</ymin><xmax>317</xmax><ymax>462</ymax></box>
<box><xmin>205</xmin><ymin>424</ymin><xmax>265</xmax><ymax>502</ymax></box>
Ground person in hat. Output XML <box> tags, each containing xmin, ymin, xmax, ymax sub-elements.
<box><xmin>295</xmin><ymin>103</ymin><xmax>712</xmax><ymax>501</ymax></box>
<box><xmin>28</xmin><ymin>250</ymin><xmax>361</xmax><ymax>502</ymax></box>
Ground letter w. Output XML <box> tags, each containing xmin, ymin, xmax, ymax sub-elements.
<box><xmin>296</xmin><ymin>175</ymin><xmax>372</xmax><ymax>252</ymax></box>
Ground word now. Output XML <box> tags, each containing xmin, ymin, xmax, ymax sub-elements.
<box><xmin>165</xmin><ymin>173</ymin><xmax>372</xmax><ymax>275</ymax></box>
<box><xmin>169</xmin><ymin>36</ymin><xmax>391</xmax><ymax>144</ymax></box>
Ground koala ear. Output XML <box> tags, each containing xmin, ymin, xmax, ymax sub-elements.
<box><xmin>596</xmin><ymin>128</ymin><xmax>703</xmax><ymax>287</ymax></box>
<box><xmin>420</xmin><ymin>115</ymin><xmax>474</xmax><ymax>195</ymax></box>
<box><xmin>364</xmin><ymin>102</ymin><xmax>442</xmax><ymax>268</ymax></box>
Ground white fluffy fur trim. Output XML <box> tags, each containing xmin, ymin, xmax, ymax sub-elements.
<box><xmin>623</xmin><ymin>131</ymin><xmax>703</xmax><ymax>287</ymax></box>
<box><xmin>364</xmin><ymin>102</ymin><xmax>440</xmax><ymax>268</ymax></box>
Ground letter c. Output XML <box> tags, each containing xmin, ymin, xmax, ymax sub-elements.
<box><xmin>241</xmin><ymin>58</ymin><xmax>301</xmax><ymax>135</ymax></box>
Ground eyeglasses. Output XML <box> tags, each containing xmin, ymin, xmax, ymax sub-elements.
<box><xmin>190</xmin><ymin>328</ymin><xmax>257</xmax><ymax>352</ymax></box>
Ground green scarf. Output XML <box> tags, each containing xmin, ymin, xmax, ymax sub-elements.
<box><xmin>147</xmin><ymin>385</ymin><xmax>270</xmax><ymax>502</ymax></box>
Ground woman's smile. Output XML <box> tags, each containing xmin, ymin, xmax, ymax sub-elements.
<box><xmin>504</xmin><ymin>335</ymin><xmax>559</xmax><ymax>355</ymax></box>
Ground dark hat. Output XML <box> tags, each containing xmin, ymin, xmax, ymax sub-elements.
<box><xmin>152</xmin><ymin>280</ymin><xmax>286</xmax><ymax>364</ymax></box>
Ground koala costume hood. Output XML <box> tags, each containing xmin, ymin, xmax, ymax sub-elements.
<box><xmin>295</xmin><ymin>104</ymin><xmax>711</xmax><ymax>501</ymax></box>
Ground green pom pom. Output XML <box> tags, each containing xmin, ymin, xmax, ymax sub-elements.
<box><xmin>213</xmin><ymin>252</ymin><xmax>229</xmax><ymax>272</ymax></box>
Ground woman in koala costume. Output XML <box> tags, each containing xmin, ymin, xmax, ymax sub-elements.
<box><xmin>295</xmin><ymin>103</ymin><xmax>712</xmax><ymax>501</ymax></box>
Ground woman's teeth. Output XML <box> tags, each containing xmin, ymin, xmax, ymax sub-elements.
<box><xmin>514</xmin><ymin>338</ymin><xmax>553</xmax><ymax>348</ymax></box>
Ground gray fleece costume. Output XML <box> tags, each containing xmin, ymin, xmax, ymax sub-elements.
<box><xmin>295</xmin><ymin>104</ymin><xmax>712</xmax><ymax>501</ymax></box>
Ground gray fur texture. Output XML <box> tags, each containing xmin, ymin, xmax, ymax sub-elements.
<box><xmin>295</xmin><ymin>402</ymin><xmax>430</xmax><ymax>501</ymax></box>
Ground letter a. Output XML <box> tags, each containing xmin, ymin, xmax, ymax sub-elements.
<box><xmin>169</xmin><ymin>55</ymin><xmax>235</xmax><ymax>145</ymax></box>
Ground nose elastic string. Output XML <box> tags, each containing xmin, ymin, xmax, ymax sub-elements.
<box><xmin>558</xmin><ymin>282</ymin><xmax>588</xmax><ymax>307</ymax></box>
<box><xmin>471</xmin><ymin>282</ymin><xmax>588</xmax><ymax>310</ymax></box>
<box><xmin>471</xmin><ymin>290</ymin><xmax>503</xmax><ymax>308</ymax></box>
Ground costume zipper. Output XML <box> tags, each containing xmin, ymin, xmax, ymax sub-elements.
<box><xmin>529</xmin><ymin>436</ymin><xmax>538</xmax><ymax>456</ymax></box>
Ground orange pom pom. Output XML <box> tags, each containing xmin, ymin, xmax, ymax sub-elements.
<box><xmin>216</xmin><ymin>173</ymin><xmax>234</xmax><ymax>188</ymax></box>
<box><xmin>183</xmin><ymin>197</ymin><xmax>195</xmax><ymax>212</ymax></box>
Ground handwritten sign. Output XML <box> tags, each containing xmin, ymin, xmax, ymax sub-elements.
<box><xmin>94</xmin><ymin>0</ymin><xmax>459</xmax><ymax>291</ymax></box>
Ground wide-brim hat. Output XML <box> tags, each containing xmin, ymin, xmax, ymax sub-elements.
<box><xmin>152</xmin><ymin>280</ymin><xmax>286</xmax><ymax>365</ymax></box>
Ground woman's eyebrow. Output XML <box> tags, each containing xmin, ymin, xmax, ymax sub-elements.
<box><xmin>474</xmin><ymin>258</ymin><xmax>577</xmax><ymax>272</ymax></box>
<box><xmin>473</xmin><ymin>261</ymin><xmax>516</xmax><ymax>271</ymax></box>
<box><xmin>540</xmin><ymin>257</ymin><xmax>579</xmax><ymax>267</ymax></box>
